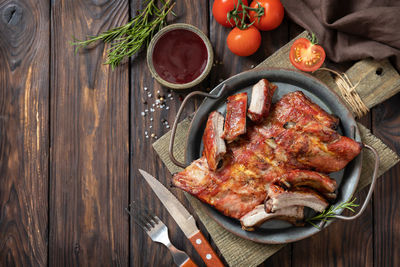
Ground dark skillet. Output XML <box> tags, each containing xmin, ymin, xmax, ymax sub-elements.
<box><xmin>169</xmin><ymin>68</ymin><xmax>379</xmax><ymax>244</ymax></box>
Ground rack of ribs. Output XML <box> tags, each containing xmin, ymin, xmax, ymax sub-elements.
<box><xmin>172</xmin><ymin>81</ymin><xmax>362</xmax><ymax>230</ymax></box>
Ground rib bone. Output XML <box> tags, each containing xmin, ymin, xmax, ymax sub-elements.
<box><xmin>240</xmin><ymin>205</ymin><xmax>304</xmax><ymax>231</ymax></box>
<box><xmin>265</xmin><ymin>185</ymin><xmax>329</xmax><ymax>213</ymax></box>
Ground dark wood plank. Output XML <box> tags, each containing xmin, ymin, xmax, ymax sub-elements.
<box><xmin>0</xmin><ymin>0</ymin><xmax>49</xmax><ymax>265</ymax></box>
<box><xmin>49</xmin><ymin>0</ymin><xmax>129</xmax><ymax>265</ymax></box>
<box><xmin>372</xmin><ymin>93</ymin><xmax>400</xmax><ymax>267</ymax></box>
<box><xmin>129</xmin><ymin>1</ymin><xmax>210</xmax><ymax>266</ymax></box>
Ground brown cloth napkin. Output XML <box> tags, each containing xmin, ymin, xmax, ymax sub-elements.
<box><xmin>281</xmin><ymin>0</ymin><xmax>400</xmax><ymax>71</ymax></box>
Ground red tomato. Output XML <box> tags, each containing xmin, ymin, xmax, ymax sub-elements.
<box><xmin>289</xmin><ymin>38</ymin><xmax>326</xmax><ymax>72</ymax></box>
<box><xmin>227</xmin><ymin>26</ymin><xmax>261</xmax><ymax>56</ymax></box>
<box><xmin>249</xmin><ymin>0</ymin><xmax>284</xmax><ymax>31</ymax></box>
<box><xmin>212</xmin><ymin>0</ymin><xmax>249</xmax><ymax>28</ymax></box>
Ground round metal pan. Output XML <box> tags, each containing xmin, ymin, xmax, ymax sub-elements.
<box><xmin>169</xmin><ymin>68</ymin><xmax>379</xmax><ymax>244</ymax></box>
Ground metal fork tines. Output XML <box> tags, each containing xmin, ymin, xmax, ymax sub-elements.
<box><xmin>126</xmin><ymin>202</ymin><xmax>196</xmax><ymax>267</ymax></box>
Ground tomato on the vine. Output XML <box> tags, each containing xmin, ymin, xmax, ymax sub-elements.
<box><xmin>249</xmin><ymin>0</ymin><xmax>284</xmax><ymax>31</ymax></box>
<box><xmin>212</xmin><ymin>0</ymin><xmax>249</xmax><ymax>28</ymax></box>
<box><xmin>227</xmin><ymin>26</ymin><xmax>261</xmax><ymax>56</ymax></box>
<box><xmin>289</xmin><ymin>36</ymin><xmax>326</xmax><ymax>72</ymax></box>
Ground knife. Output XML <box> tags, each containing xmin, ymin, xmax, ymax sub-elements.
<box><xmin>139</xmin><ymin>169</ymin><xmax>224</xmax><ymax>267</ymax></box>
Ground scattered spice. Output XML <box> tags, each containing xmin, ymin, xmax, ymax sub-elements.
<box><xmin>140</xmin><ymin>86</ymin><xmax>177</xmax><ymax>140</ymax></box>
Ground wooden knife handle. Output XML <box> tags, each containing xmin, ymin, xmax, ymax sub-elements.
<box><xmin>189</xmin><ymin>231</ymin><xmax>224</xmax><ymax>267</ymax></box>
<box><xmin>180</xmin><ymin>258</ymin><xmax>197</xmax><ymax>267</ymax></box>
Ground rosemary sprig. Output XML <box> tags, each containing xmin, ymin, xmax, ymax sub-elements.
<box><xmin>227</xmin><ymin>0</ymin><xmax>265</xmax><ymax>30</ymax></box>
<box><xmin>306</xmin><ymin>198</ymin><xmax>359</xmax><ymax>228</ymax></box>
<box><xmin>71</xmin><ymin>0</ymin><xmax>176</xmax><ymax>69</ymax></box>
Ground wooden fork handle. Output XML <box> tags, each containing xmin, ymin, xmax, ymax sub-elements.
<box><xmin>189</xmin><ymin>231</ymin><xmax>224</xmax><ymax>267</ymax></box>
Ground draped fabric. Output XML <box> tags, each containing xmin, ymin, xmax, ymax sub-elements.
<box><xmin>281</xmin><ymin>0</ymin><xmax>400</xmax><ymax>71</ymax></box>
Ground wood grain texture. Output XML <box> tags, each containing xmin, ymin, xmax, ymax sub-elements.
<box><xmin>129</xmin><ymin>1</ymin><xmax>210</xmax><ymax>266</ymax></box>
<box><xmin>0</xmin><ymin>0</ymin><xmax>49</xmax><ymax>265</ymax></box>
<box><xmin>49</xmin><ymin>0</ymin><xmax>129</xmax><ymax>265</ymax></box>
<box><xmin>372</xmin><ymin>93</ymin><xmax>400</xmax><ymax>267</ymax></box>
<box><xmin>349</xmin><ymin>59</ymin><xmax>400</xmax><ymax>110</ymax></box>
<box><xmin>0</xmin><ymin>0</ymin><xmax>399</xmax><ymax>266</ymax></box>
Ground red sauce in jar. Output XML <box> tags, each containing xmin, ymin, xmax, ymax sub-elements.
<box><xmin>152</xmin><ymin>29</ymin><xmax>208</xmax><ymax>84</ymax></box>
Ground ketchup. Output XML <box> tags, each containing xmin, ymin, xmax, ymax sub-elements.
<box><xmin>152</xmin><ymin>29</ymin><xmax>208</xmax><ymax>84</ymax></box>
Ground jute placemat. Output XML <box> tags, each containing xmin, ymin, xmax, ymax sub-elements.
<box><xmin>153</xmin><ymin>32</ymin><xmax>400</xmax><ymax>266</ymax></box>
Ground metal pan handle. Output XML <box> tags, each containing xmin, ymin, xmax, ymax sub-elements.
<box><xmin>334</xmin><ymin>144</ymin><xmax>380</xmax><ymax>220</ymax></box>
<box><xmin>169</xmin><ymin>84</ymin><xmax>228</xmax><ymax>168</ymax></box>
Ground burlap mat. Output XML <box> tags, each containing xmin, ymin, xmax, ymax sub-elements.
<box><xmin>152</xmin><ymin>32</ymin><xmax>400</xmax><ymax>266</ymax></box>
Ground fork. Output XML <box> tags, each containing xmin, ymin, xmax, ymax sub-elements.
<box><xmin>126</xmin><ymin>203</ymin><xmax>197</xmax><ymax>267</ymax></box>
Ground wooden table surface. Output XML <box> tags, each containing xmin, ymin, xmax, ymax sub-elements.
<box><xmin>1</xmin><ymin>0</ymin><xmax>399</xmax><ymax>266</ymax></box>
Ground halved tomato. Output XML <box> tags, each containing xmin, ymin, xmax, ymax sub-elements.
<box><xmin>289</xmin><ymin>37</ymin><xmax>326</xmax><ymax>72</ymax></box>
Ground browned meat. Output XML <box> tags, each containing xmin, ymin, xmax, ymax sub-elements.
<box><xmin>240</xmin><ymin>205</ymin><xmax>304</xmax><ymax>231</ymax></box>
<box><xmin>271</xmin><ymin>91</ymin><xmax>339</xmax><ymax>130</ymax></box>
<box><xmin>256</xmin><ymin>91</ymin><xmax>339</xmax><ymax>139</ymax></box>
<box><xmin>222</xmin><ymin>92</ymin><xmax>248</xmax><ymax>142</ymax></box>
<box><xmin>273</xmin><ymin>120</ymin><xmax>362</xmax><ymax>172</ymax></box>
<box><xmin>265</xmin><ymin>185</ymin><xmax>329</xmax><ymax>213</ymax></box>
<box><xmin>202</xmin><ymin>111</ymin><xmax>226</xmax><ymax>171</ymax></box>
<box><xmin>278</xmin><ymin>170</ymin><xmax>336</xmax><ymax>193</ymax></box>
<box><xmin>172</xmin><ymin>156</ymin><xmax>268</xmax><ymax>219</ymax></box>
<box><xmin>248</xmin><ymin>79</ymin><xmax>276</xmax><ymax>123</ymax></box>
<box><xmin>173</xmin><ymin>89</ymin><xmax>361</xmax><ymax>222</ymax></box>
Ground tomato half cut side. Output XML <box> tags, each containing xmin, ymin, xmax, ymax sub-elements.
<box><xmin>289</xmin><ymin>38</ymin><xmax>326</xmax><ymax>72</ymax></box>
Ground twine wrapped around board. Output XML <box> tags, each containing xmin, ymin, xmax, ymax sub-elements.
<box><xmin>316</xmin><ymin>68</ymin><xmax>369</xmax><ymax>118</ymax></box>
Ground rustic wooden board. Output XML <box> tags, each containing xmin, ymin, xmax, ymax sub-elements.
<box><xmin>129</xmin><ymin>1</ymin><xmax>210</xmax><ymax>266</ymax></box>
<box><xmin>372</xmin><ymin>94</ymin><xmax>400</xmax><ymax>267</ymax></box>
<box><xmin>49</xmin><ymin>0</ymin><xmax>129</xmax><ymax>265</ymax></box>
<box><xmin>0</xmin><ymin>0</ymin><xmax>49</xmax><ymax>265</ymax></box>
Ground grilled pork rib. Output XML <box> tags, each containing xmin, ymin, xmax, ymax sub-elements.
<box><xmin>240</xmin><ymin>205</ymin><xmax>304</xmax><ymax>231</ymax></box>
<box><xmin>265</xmin><ymin>185</ymin><xmax>329</xmax><ymax>213</ymax></box>
<box><xmin>277</xmin><ymin>170</ymin><xmax>337</xmax><ymax>194</ymax></box>
<box><xmin>248</xmin><ymin>79</ymin><xmax>276</xmax><ymax>123</ymax></box>
<box><xmin>173</xmin><ymin>89</ymin><xmax>361</xmax><ymax>224</ymax></box>
<box><xmin>222</xmin><ymin>92</ymin><xmax>248</xmax><ymax>142</ymax></box>
<box><xmin>203</xmin><ymin>111</ymin><xmax>226</xmax><ymax>171</ymax></box>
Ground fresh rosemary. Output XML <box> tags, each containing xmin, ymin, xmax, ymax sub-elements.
<box><xmin>306</xmin><ymin>197</ymin><xmax>359</xmax><ymax>228</ymax></box>
<box><xmin>71</xmin><ymin>0</ymin><xmax>176</xmax><ymax>69</ymax></box>
<box><xmin>227</xmin><ymin>0</ymin><xmax>265</xmax><ymax>29</ymax></box>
